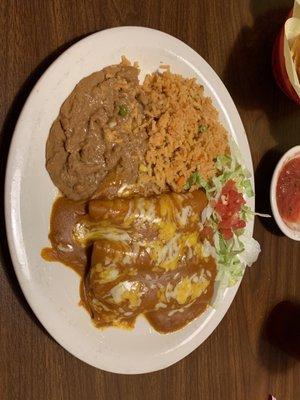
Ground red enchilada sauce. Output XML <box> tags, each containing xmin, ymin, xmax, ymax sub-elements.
<box><xmin>276</xmin><ymin>156</ymin><xmax>300</xmax><ymax>229</ymax></box>
<box><xmin>42</xmin><ymin>191</ymin><xmax>216</xmax><ymax>333</ymax></box>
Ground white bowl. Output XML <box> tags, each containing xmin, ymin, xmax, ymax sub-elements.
<box><xmin>270</xmin><ymin>145</ymin><xmax>300</xmax><ymax>241</ymax></box>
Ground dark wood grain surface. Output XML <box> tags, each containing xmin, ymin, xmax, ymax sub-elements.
<box><xmin>1</xmin><ymin>0</ymin><xmax>299</xmax><ymax>399</ymax></box>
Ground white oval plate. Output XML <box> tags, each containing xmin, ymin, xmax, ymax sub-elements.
<box><xmin>5</xmin><ymin>27</ymin><xmax>254</xmax><ymax>374</ymax></box>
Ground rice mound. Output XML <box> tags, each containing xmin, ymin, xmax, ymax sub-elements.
<box><xmin>138</xmin><ymin>68</ymin><xmax>229</xmax><ymax>193</ymax></box>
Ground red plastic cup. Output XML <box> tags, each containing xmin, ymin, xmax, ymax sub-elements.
<box><xmin>272</xmin><ymin>11</ymin><xmax>300</xmax><ymax>105</ymax></box>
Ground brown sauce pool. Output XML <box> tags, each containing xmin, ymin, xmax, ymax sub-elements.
<box><xmin>42</xmin><ymin>191</ymin><xmax>216</xmax><ymax>333</ymax></box>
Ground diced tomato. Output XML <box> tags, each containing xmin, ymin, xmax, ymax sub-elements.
<box><xmin>219</xmin><ymin>228</ymin><xmax>233</xmax><ymax>240</ymax></box>
<box><xmin>215</xmin><ymin>180</ymin><xmax>246</xmax><ymax>240</ymax></box>
<box><xmin>219</xmin><ymin>214</ymin><xmax>246</xmax><ymax>230</ymax></box>
<box><xmin>232</xmin><ymin>219</ymin><xmax>246</xmax><ymax>230</ymax></box>
<box><xmin>218</xmin><ymin>217</ymin><xmax>233</xmax><ymax>230</ymax></box>
<box><xmin>215</xmin><ymin>180</ymin><xmax>245</xmax><ymax>217</ymax></box>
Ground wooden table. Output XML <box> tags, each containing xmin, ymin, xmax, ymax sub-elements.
<box><xmin>1</xmin><ymin>1</ymin><xmax>299</xmax><ymax>399</ymax></box>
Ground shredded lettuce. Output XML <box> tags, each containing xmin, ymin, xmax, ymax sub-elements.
<box><xmin>240</xmin><ymin>204</ymin><xmax>253</xmax><ymax>222</ymax></box>
<box><xmin>213</xmin><ymin>229</ymin><xmax>260</xmax><ymax>288</ymax></box>
<box><xmin>186</xmin><ymin>142</ymin><xmax>260</xmax><ymax>289</ymax></box>
<box><xmin>243</xmin><ymin>179</ymin><xmax>254</xmax><ymax>197</ymax></box>
<box><xmin>241</xmin><ymin>204</ymin><xmax>271</xmax><ymax>220</ymax></box>
<box><xmin>214</xmin><ymin>232</ymin><xmax>245</xmax><ymax>286</ymax></box>
<box><xmin>238</xmin><ymin>232</ymin><xmax>261</xmax><ymax>267</ymax></box>
<box><xmin>190</xmin><ymin>152</ymin><xmax>253</xmax><ymax>203</ymax></box>
<box><xmin>184</xmin><ymin>171</ymin><xmax>208</xmax><ymax>191</ymax></box>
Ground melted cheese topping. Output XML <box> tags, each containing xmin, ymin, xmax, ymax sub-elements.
<box><xmin>92</xmin><ymin>263</ymin><xmax>119</xmax><ymax>283</ymax></box>
<box><xmin>74</xmin><ymin>223</ymin><xmax>131</xmax><ymax>244</ymax></box>
<box><xmin>160</xmin><ymin>272</ymin><xmax>209</xmax><ymax>305</ymax></box>
<box><xmin>80</xmin><ymin>191</ymin><xmax>215</xmax><ymax>331</ymax></box>
<box><xmin>74</xmin><ymin>195</ymin><xmax>208</xmax><ymax>273</ymax></box>
<box><xmin>176</xmin><ymin>206</ymin><xmax>193</xmax><ymax>226</ymax></box>
<box><xmin>110</xmin><ymin>281</ymin><xmax>144</xmax><ymax>309</ymax></box>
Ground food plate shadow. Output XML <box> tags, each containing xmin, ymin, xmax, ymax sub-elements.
<box><xmin>223</xmin><ymin>2</ymin><xmax>300</xmax><ymax>148</ymax></box>
<box><xmin>0</xmin><ymin>33</ymin><xmax>93</xmax><ymax>335</ymax></box>
<box><xmin>254</xmin><ymin>147</ymin><xmax>284</xmax><ymax>236</ymax></box>
<box><xmin>258</xmin><ymin>301</ymin><xmax>297</xmax><ymax>373</ymax></box>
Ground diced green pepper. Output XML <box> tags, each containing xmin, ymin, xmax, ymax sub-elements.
<box><xmin>118</xmin><ymin>105</ymin><xmax>129</xmax><ymax>117</ymax></box>
<box><xmin>198</xmin><ymin>124</ymin><xmax>208</xmax><ymax>133</ymax></box>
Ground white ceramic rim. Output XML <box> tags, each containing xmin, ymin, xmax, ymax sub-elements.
<box><xmin>270</xmin><ymin>145</ymin><xmax>300</xmax><ymax>241</ymax></box>
<box><xmin>4</xmin><ymin>26</ymin><xmax>254</xmax><ymax>373</ymax></box>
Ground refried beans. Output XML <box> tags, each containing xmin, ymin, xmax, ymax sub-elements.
<box><xmin>46</xmin><ymin>57</ymin><xmax>148</xmax><ymax>201</ymax></box>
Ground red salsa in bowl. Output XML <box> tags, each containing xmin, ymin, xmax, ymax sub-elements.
<box><xmin>271</xmin><ymin>146</ymin><xmax>300</xmax><ymax>240</ymax></box>
<box><xmin>276</xmin><ymin>156</ymin><xmax>300</xmax><ymax>230</ymax></box>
